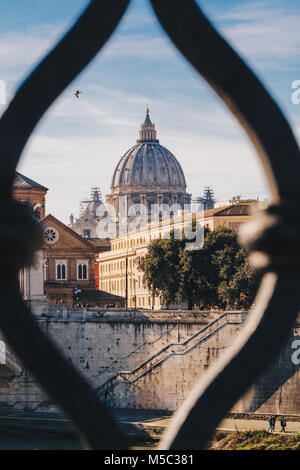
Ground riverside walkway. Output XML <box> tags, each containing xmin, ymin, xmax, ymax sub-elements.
<box><xmin>0</xmin><ymin>410</ymin><xmax>299</xmax><ymax>444</ymax></box>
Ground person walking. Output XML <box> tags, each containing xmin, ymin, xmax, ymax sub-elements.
<box><xmin>268</xmin><ymin>416</ymin><xmax>274</xmax><ymax>432</ymax></box>
<box><xmin>267</xmin><ymin>415</ymin><xmax>276</xmax><ymax>432</ymax></box>
<box><xmin>280</xmin><ymin>417</ymin><xmax>287</xmax><ymax>433</ymax></box>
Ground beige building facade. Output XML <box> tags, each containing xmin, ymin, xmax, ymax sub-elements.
<box><xmin>96</xmin><ymin>201</ymin><xmax>257</xmax><ymax>310</ymax></box>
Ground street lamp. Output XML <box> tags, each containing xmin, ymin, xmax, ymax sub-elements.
<box><xmin>133</xmin><ymin>278</ymin><xmax>137</xmax><ymax>311</ymax></box>
<box><xmin>125</xmin><ymin>255</ymin><xmax>128</xmax><ymax>310</ymax></box>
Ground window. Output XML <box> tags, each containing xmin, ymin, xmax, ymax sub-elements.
<box><xmin>77</xmin><ymin>260</ymin><xmax>89</xmax><ymax>280</ymax></box>
<box><xmin>83</xmin><ymin>229</ymin><xmax>90</xmax><ymax>238</ymax></box>
<box><xmin>56</xmin><ymin>260</ymin><xmax>67</xmax><ymax>280</ymax></box>
<box><xmin>44</xmin><ymin>226</ymin><xmax>59</xmax><ymax>245</ymax></box>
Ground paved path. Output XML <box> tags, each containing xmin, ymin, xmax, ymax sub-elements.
<box><xmin>217</xmin><ymin>418</ymin><xmax>300</xmax><ymax>435</ymax></box>
<box><xmin>0</xmin><ymin>410</ymin><xmax>300</xmax><ymax>438</ymax></box>
<box><xmin>118</xmin><ymin>413</ymin><xmax>300</xmax><ymax>437</ymax></box>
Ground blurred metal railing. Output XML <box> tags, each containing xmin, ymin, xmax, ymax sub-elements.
<box><xmin>0</xmin><ymin>0</ymin><xmax>299</xmax><ymax>450</ymax></box>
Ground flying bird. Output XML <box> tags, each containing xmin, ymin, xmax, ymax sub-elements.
<box><xmin>75</xmin><ymin>90</ymin><xmax>82</xmax><ymax>98</ymax></box>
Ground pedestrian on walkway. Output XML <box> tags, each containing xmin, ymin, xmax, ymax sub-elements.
<box><xmin>267</xmin><ymin>415</ymin><xmax>276</xmax><ymax>432</ymax></box>
<box><xmin>280</xmin><ymin>417</ymin><xmax>287</xmax><ymax>433</ymax></box>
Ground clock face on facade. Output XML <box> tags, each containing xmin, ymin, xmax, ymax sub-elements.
<box><xmin>44</xmin><ymin>226</ymin><xmax>59</xmax><ymax>245</ymax></box>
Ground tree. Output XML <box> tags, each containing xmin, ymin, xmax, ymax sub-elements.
<box><xmin>139</xmin><ymin>225</ymin><xmax>261</xmax><ymax>310</ymax></box>
<box><xmin>205</xmin><ymin>226</ymin><xmax>261</xmax><ymax>309</ymax></box>
<box><xmin>178</xmin><ymin>249</ymin><xmax>202</xmax><ymax>310</ymax></box>
<box><xmin>178</xmin><ymin>229</ymin><xmax>219</xmax><ymax>309</ymax></box>
<box><xmin>217</xmin><ymin>249</ymin><xmax>261</xmax><ymax>309</ymax></box>
<box><xmin>138</xmin><ymin>235</ymin><xmax>183</xmax><ymax>307</ymax></box>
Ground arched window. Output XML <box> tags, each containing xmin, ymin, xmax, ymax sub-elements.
<box><xmin>77</xmin><ymin>261</ymin><xmax>88</xmax><ymax>280</ymax></box>
<box><xmin>55</xmin><ymin>260</ymin><xmax>67</xmax><ymax>280</ymax></box>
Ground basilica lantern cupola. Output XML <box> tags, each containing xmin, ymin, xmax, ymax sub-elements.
<box><xmin>137</xmin><ymin>108</ymin><xmax>159</xmax><ymax>143</ymax></box>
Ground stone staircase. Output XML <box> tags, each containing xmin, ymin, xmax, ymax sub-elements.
<box><xmin>87</xmin><ymin>314</ymin><xmax>213</xmax><ymax>386</ymax></box>
<box><xmin>98</xmin><ymin>312</ymin><xmax>246</xmax><ymax>398</ymax></box>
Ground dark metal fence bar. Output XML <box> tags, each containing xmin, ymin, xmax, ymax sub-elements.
<box><xmin>0</xmin><ymin>0</ymin><xmax>299</xmax><ymax>451</ymax></box>
<box><xmin>149</xmin><ymin>0</ymin><xmax>300</xmax><ymax>450</ymax></box>
<box><xmin>0</xmin><ymin>0</ymin><xmax>130</xmax><ymax>450</ymax></box>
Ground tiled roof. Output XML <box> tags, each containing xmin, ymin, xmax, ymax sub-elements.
<box><xmin>88</xmin><ymin>238</ymin><xmax>111</xmax><ymax>249</ymax></box>
<box><xmin>214</xmin><ymin>204</ymin><xmax>253</xmax><ymax>217</ymax></box>
<box><xmin>14</xmin><ymin>171</ymin><xmax>48</xmax><ymax>190</ymax></box>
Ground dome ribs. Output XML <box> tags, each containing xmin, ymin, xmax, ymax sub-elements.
<box><xmin>108</xmin><ymin>113</ymin><xmax>191</xmax><ymax>216</ymax></box>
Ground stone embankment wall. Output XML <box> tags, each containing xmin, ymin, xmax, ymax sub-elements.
<box><xmin>0</xmin><ymin>309</ymin><xmax>299</xmax><ymax>415</ymax></box>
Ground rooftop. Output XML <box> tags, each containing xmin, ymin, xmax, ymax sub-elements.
<box><xmin>204</xmin><ymin>202</ymin><xmax>256</xmax><ymax>218</ymax></box>
<box><xmin>13</xmin><ymin>171</ymin><xmax>48</xmax><ymax>191</ymax></box>
<box><xmin>88</xmin><ymin>238</ymin><xmax>111</xmax><ymax>250</ymax></box>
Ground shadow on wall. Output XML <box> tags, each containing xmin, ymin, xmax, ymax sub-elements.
<box><xmin>249</xmin><ymin>335</ymin><xmax>300</xmax><ymax>413</ymax></box>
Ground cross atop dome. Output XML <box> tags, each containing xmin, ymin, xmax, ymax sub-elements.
<box><xmin>144</xmin><ymin>107</ymin><xmax>151</xmax><ymax>125</ymax></box>
<box><xmin>137</xmin><ymin>108</ymin><xmax>159</xmax><ymax>143</ymax></box>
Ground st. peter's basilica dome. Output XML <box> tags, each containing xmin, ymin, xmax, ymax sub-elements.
<box><xmin>106</xmin><ymin>110</ymin><xmax>191</xmax><ymax>216</ymax></box>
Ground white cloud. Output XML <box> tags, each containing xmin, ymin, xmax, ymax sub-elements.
<box><xmin>101</xmin><ymin>33</ymin><xmax>177</xmax><ymax>60</ymax></box>
<box><xmin>215</xmin><ymin>0</ymin><xmax>300</xmax><ymax>66</ymax></box>
<box><xmin>0</xmin><ymin>24</ymin><xmax>65</xmax><ymax>70</ymax></box>
<box><xmin>17</xmin><ymin>88</ymin><xmax>269</xmax><ymax>224</ymax></box>
<box><xmin>5</xmin><ymin>2</ymin><xmax>282</xmax><ymax>223</ymax></box>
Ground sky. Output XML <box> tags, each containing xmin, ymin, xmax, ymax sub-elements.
<box><xmin>0</xmin><ymin>0</ymin><xmax>300</xmax><ymax>223</ymax></box>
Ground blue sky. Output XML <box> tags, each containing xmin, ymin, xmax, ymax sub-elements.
<box><xmin>1</xmin><ymin>0</ymin><xmax>300</xmax><ymax>222</ymax></box>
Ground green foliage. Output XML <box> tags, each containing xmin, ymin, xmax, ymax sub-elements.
<box><xmin>138</xmin><ymin>234</ymin><xmax>183</xmax><ymax>307</ymax></box>
<box><xmin>138</xmin><ymin>225</ymin><xmax>261</xmax><ymax>310</ymax></box>
<box><xmin>212</xmin><ymin>430</ymin><xmax>300</xmax><ymax>450</ymax></box>
<box><xmin>178</xmin><ymin>240</ymin><xmax>218</xmax><ymax>310</ymax></box>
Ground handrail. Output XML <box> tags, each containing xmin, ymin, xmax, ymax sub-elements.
<box><xmin>98</xmin><ymin>312</ymin><xmax>245</xmax><ymax>394</ymax></box>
